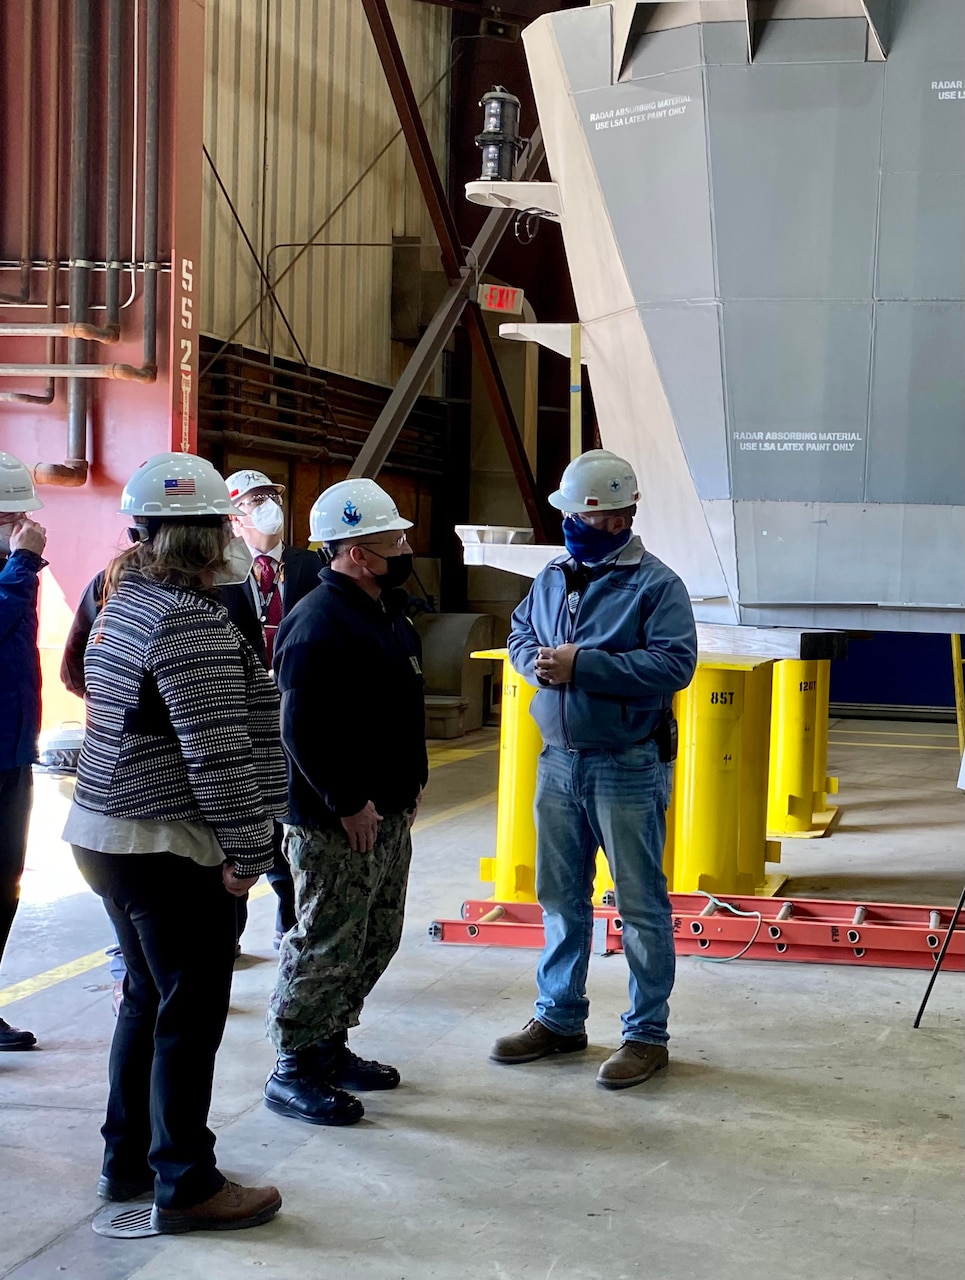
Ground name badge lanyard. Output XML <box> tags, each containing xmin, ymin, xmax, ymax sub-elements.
<box><xmin>255</xmin><ymin>562</ymin><xmax>284</xmax><ymax>626</ymax></box>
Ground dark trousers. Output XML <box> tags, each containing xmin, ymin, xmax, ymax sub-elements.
<box><xmin>235</xmin><ymin>820</ymin><xmax>295</xmax><ymax>941</ymax></box>
<box><xmin>73</xmin><ymin>846</ymin><xmax>235</xmax><ymax>1209</ymax></box>
<box><xmin>267</xmin><ymin>813</ymin><xmax>412</xmax><ymax>1052</ymax></box>
<box><xmin>0</xmin><ymin>765</ymin><xmax>32</xmax><ymax>964</ymax></box>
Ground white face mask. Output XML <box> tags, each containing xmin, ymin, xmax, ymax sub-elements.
<box><xmin>248</xmin><ymin>499</ymin><xmax>284</xmax><ymax>537</ymax></box>
<box><xmin>212</xmin><ymin>536</ymin><xmax>255</xmax><ymax>586</ymax></box>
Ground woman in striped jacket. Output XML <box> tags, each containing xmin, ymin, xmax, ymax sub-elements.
<box><xmin>65</xmin><ymin>454</ymin><xmax>285</xmax><ymax>1235</ymax></box>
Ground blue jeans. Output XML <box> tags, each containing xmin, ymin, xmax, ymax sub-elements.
<box><xmin>534</xmin><ymin>741</ymin><xmax>674</xmax><ymax>1044</ymax></box>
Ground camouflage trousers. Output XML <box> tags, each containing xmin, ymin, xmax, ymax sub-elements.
<box><xmin>266</xmin><ymin>812</ymin><xmax>412</xmax><ymax>1053</ymax></box>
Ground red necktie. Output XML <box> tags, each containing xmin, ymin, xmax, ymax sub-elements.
<box><xmin>254</xmin><ymin>555</ymin><xmax>283</xmax><ymax>666</ymax></box>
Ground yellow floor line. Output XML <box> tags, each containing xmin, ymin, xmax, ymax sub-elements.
<box><xmin>427</xmin><ymin>742</ymin><xmax>499</xmax><ymax>768</ymax></box>
<box><xmin>829</xmin><ymin>740</ymin><xmax>961</xmax><ymax>752</ymax></box>
<box><xmin>1</xmin><ymin>797</ymin><xmax>496</xmax><ymax>1010</ymax></box>
<box><xmin>0</xmin><ymin>949</ymin><xmax>109</xmax><ymax>1010</ymax></box>
<box><xmin>413</xmin><ymin>791</ymin><xmax>497</xmax><ymax>834</ymax></box>
<box><xmin>830</xmin><ymin>728</ymin><xmax>958</xmax><ymax>739</ymax></box>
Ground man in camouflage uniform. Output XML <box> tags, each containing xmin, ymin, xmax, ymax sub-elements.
<box><xmin>264</xmin><ymin>479</ymin><xmax>427</xmax><ymax>1126</ymax></box>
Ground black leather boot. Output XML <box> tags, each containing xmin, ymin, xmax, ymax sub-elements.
<box><xmin>321</xmin><ymin>1032</ymin><xmax>401</xmax><ymax>1092</ymax></box>
<box><xmin>263</xmin><ymin>1050</ymin><xmax>364</xmax><ymax>1126</ymax></box>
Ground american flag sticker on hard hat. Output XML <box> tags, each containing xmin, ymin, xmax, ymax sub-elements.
<box><xmin>164</xmin><ymin>478</ymin><xmax>196</xmax><ymax>495</ymax></box>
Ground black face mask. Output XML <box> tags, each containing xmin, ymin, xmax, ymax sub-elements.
<box><xmin>362</xmin><ymin>547</ymin><xmax>413</xmax><ymax>590</ymax></box>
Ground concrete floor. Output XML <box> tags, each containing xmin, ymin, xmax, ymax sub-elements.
<box><xmin>1</xmin><ymin>719</ymin><xmax>963</xmax><ymax>1279</ymax></box>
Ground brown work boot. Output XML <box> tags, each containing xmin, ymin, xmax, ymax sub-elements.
<box><xmin>151</xmin><ymin>1180</ymin><xmax>282</xmax><ymax>1234</ymax></box>
<box><xmin>490</xmin><ymin>1018</ymin><xmax>588</xmax><ymax>1064</ymax></box>
<box><xmin>596</xmin><ymin>1040</ymin><xmax>668</xmax><ymax>1090</ymax></box>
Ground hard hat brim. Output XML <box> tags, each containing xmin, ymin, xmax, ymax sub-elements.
<box><xmin>548</xmin><ymin>488</ymin><xmax>629</xmax><ymax>513</ymax></box>
<box><xmin>230</xmin><ymin>482</ymin><xmax>286</xmax><ymax>502</ymax></box>
<box><xmin>0</xmin><ymin>495</ymin><xmax>43</xmax><ymax>513</ymax></box>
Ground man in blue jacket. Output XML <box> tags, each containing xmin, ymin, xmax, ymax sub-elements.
<box><xmin>0</xmin><ymin>452</ymin><xmax>47</xmax><ymax>1052</ymax></box>
<box><xmin>492</xmin><ymin>450</ymin><xmax>697</xmax><ymax>1089</ymax></box>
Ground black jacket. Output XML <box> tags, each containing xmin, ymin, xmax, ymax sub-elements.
<box><xmin>274</xmin><ymin>566</ymin><xmax>428</xmax><ymax>827</ymax></box>
<box><xmin>61</xmin><ymin>545</ymin><xmax>323</xmax><ymax>693</ymax></box>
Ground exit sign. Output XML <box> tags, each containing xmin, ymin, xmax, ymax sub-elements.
<box><xmin>476</xmin><ymin>283</ymin><xmax>525</xmax><ymax>315</ymax></box>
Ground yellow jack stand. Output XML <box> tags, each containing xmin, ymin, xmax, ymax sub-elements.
<box><xmin>767</xmin><ymin>659</ymin><xmax>840</xmax><ymax>839</ymax></box>
<box><xmin>472</xmin><ymin>650</ymin><xmax>541</xmax><ymax>902</ymax></box>
<box><xmin>811</xmin><ymin>659</ymin><xmax>840</xmax><ymax>817</ymax></box>
<box><xmin>672</xmin><ymin>658</ymin><xmax>785</xmax><ymax>897</ymax></box>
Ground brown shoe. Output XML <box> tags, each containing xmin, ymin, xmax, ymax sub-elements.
<box><xmin>490</xmin><ymin>1018</ymin><xmax>588</xmax><ymax>1064</ymax></box>
<box><xmin>596</xmin><ymin>1040</ymin><xmax>668</xmax><ymax>1090</ymax></box>
<box><xmin>151</xmin><ymin>1180</ymin><xmax>282</xmax><ymax>1234</ymax></box>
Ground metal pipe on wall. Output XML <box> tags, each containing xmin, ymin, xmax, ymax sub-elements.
<box><xmin>105</xmin><ymin>0</ymin><xmax>123</xmax><ymax>331</ymax></box>
<box><xmin>39</xmin><ymin>0</ymin><xmax>63</xmax><ymax>402</ymax></box>
<box><xmin>18</xmin><ymin>0</ymin><xmax>35</xmax><ymax>302</ymax></box>
<box><xmin>0</xmin><ymin>363</ymin><xmax>157</xmax><ymax>381</ymax></box>
<box><xmin>0</xmin><ymin>0</ymin><xmax>58</xmax><ymax>405</ymax></box>
<box><xmin>141</xmin><ymin>0</ymin><xmax>161</xmax><ymax>377</ymax></box>
<box><xmin>52</xmin><ymin>0</ymin><xmax>93</xmax><ymax>486</ymax></box>
<box><xmin>0</xmin><ymin>0</ymin><xmax>35</xmax><ymax>304</ymax></box>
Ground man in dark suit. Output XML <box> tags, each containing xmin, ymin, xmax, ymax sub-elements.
<box><xmin>223</xmin><ymin>470</ymin><xmax>323</xmax><ymax>949</ymax></box>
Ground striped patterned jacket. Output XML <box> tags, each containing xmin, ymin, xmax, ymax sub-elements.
<box><xmin>73</xmin><ymin>571</ymin><xmax>286</xmax><ymax>877</ymax></box>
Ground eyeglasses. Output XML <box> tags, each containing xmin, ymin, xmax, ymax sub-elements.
<box><xmin>360</xmin><ymin>534</ymin><xmax>410</xmax><ymax>555</ymax></box>
<box><xmin>237</xmin><ymin>492</ymin><xmax>281</xmax><ymax>510</ymax></box>
<box><xmin>564</xmin><ymin>511</ymin><xmax>612</xmax><ymax>528</ymax></box>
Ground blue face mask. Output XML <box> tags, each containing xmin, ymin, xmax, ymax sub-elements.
<box><xmin>562</xmin><ymin>515</ymin><xmax>631</xmax><ymax>565</ymax></box>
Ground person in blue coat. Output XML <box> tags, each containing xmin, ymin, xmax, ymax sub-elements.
<box><xmin>491</xmin><ymin>450</ymin><xmax>697</xmax><ymax>1089</ymax></box>
<box><xmin>0</xmin><ymin>451</ymin><xmax>47</xmax><ymax>1052</ymax></box>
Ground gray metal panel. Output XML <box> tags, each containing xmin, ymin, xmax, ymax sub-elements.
<box><xmin>723</xmin><ymin>301</ymin><xmax>872</xmax><ymax>503</ymax></box>
<box><xmin>885</xmin><ymin>0</ymin><xmax>965</xmax><ymax>59</ymax></box>
<box><xmin>700</xmin><ymin>21</ymin><xmax>748</xmax><ymax>67</ymax></box>
<box><xmin>753</xmin><ymin>17</ymin><xmax>869</xmax><ymax>64</ymax></box>
<box><xmin>553</xmin><ymin>2</ymin><xmax>612</xmax><ymax>94</ymax></box>
<box><xmin>876</xmin><ymin>170</ymin><xmax>965</xmax><ymax>300</ymax></box>
<box><xmin>866</xmin><ymin>302</ymin><xmax>965</xmax><ymax>506</ymax></box>
<box><xmin>880</xmin><ymin>63</ymin><xmax>965</xmax><ymax>175</ymax></box>
<box><xmin>639</xmin><ymin>303</ymin><xmax>730</xmax><ymax>500</ymax></box>
<box><xmin>733</xmin><ymin>500</ymin><xmax>965</xmax><ymax>613</ymax></box>
<box><xmin>707</xmin><ymin>63</ymin><xmax>884</xmax><ymax>300</ymax></box>
<box><xmin>624</xmin><ymin>24</ymin><xmax>702</xmax><ymax>81</ymax></box>
<box><xmin>578</xmin><ymin>69</ymin><xmax>715</xmax><ymax>302</ymax></box>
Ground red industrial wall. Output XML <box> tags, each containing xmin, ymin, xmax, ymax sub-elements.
<box><xmin>0</xmin><ymin>0</ymin><xmax>204</xmax><ymax>729</ymax></box>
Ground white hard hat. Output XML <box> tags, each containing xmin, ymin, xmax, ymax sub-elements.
<box><xmin>0</xmin><ymin>451</ymin><xmax>44</xmax><ymax>513</ymax></box>
<box><xmin>309</xmin><ymin>478</ymin><xmax>412</xmax><ymax>543</ymax></box>
<box><xmin>225</xmin><ymin>468</ymin><xmax>285</xmax><ymax>503</ymax></box>
<box><xmin>119</xmin><ymin>452</ymin><xmax>233</xmax><ymax>518</ymax></box>
<box><xmin>548</xmin><ymin>449</ymin><xmax>641</xmax><ymax>513</ymax></box>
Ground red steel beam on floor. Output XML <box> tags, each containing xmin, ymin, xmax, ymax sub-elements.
<box><xmin>429</xmin><ymin>894</ymin><xmax>965</xmax><ymax>972</ymax></box>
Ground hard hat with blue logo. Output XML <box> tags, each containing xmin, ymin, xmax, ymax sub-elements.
<box><xmin>548</xmin><ymin>449</ymin><xmax>640</xmax><ymax>514</ymax></box>
<box><xmin>309</xmin><ymin>478</ymin><xmax>412</xmax><ymax>544</ymax></box>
